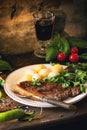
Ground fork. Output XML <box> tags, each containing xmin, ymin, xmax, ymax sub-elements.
<box><xmin>16</xmin><ymin>94</ymin><xmax>77</xmax><ymax>111</ymax></box>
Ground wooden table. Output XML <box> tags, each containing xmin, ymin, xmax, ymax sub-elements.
<box><xmin>0</xmin><ymin>51</ymin><xmax>87</xmax><ymax>130</ymax></box>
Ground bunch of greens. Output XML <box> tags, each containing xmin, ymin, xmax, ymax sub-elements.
<box><xmin>45</xmin><ymin>34</ymin><xmax>87</xmax><ymax>62</ymax></box>
<box><xmin>31</xmin><ymin>63</ymin><xmax>87</xmax><ymax>93</ymax></box>
<box><xmin>43</xmin><ymin>63</ymin><xmax>87</xmax><ymax>93</ymax></box>
<box><xmin>46</xmin><ymin>34</ymin><xmax>70</xmax><ymax>62</ymax></box>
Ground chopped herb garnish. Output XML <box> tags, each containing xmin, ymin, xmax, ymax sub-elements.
<box><xmin>32</xmin><ymin>79</ymin><xmax>42</xmax><ymax>87</ymax></box>
<box><xmin>31</xmin><ymin>63</ymin><xmax>87</xmax><ymax>92</ymax></box>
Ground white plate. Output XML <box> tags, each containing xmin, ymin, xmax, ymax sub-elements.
<box><xmin>4</xmin><ymin>64</ymin><xmax>87</xmax><ymax>108</ymax></box>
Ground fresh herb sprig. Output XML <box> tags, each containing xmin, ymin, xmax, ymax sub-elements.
<box><xmin>48</xmin><ymin>63</ymin><xmax>87</xmax><ymax>92</ymax></box>
<box><xmin>33</xmin><ymin>63</ymin><xmax>87</xmax><ymax>93</ymax></box>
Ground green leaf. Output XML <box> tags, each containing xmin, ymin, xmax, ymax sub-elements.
<box><xmin>46</xmin><ymin>47</ymin><xmax>58</xmax><ymax>62</ymax></box>
<box><xmin>79</xmin><ymin>53</ymin><xmax>87</xmax><ymax>61</ymax></box>
<box><xmin>0</xmin><ymin>91</ymin><xmax>2</xmax><ymax>98</ymax></box>
<box><xmin>0</xmin><ymin>77</ymin><xmax>5</xmax><ymax>87</ymax></box>
<box><xmin>80</xmin><ymin>85</ymin><xmax>86</xmax><ymax>93</ymax></box>
<box><xmin>75</xmin><ymin>69</ymin><xmax>87</xmax><ymax>82</ymax></box>
<box><xmin>32</xmin><ymin>79</ymin><xmax>42</xmax><ymax>87</ymax></box>
<box><xmin>0</xmin><ymin>91</ymin><xmax>2</xmax><ymax>102</ymax></box>
<box><xmin>49</xmin><ymin>34</ymin><xmax>60</xmax><ymax>47</ymax></box>
<box><xmin>62</xmin><ymin>82</ymin><xmax>70</xmax><ymax>88</ymax></box>
<box><xmin>0</xmin><ymin>60</ymin><xmax>12</xmax><ymax>72</ymax></box>
<box><xmin>73</xmin><ymin>81</ymin><xmax>80</xmax><ymax>86</ymax></box>
<box><xmin>68</xmin><ymin>37</ymin><xmax>87</xmax><ymax>49</ymax></box>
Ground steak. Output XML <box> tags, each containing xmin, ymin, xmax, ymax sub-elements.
<box><xmin>17</xmin><ymin>81</ymin><xmax>81</xmax><ymax>101</ymax></box>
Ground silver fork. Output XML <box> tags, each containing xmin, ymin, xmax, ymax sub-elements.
<box><xmin>16</xmin><ymin>94</ymin><xmax>77</xmax><ymax>111</ymax></box>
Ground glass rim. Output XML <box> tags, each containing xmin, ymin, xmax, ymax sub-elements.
<box><xmin>33</xmin><ymin>10</ymin><xmax>55</xmax><ymax>19</ymax></box>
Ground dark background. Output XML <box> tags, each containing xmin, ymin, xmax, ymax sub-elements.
<box><xmin>0</xmin><ymin>0</ymin><xmax>87</xmax><ymax>55</ymax></box>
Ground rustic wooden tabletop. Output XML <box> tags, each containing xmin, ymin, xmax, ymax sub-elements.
<box><xmin>0</xmin><ymin>51</ymin><xmax>87</xmax><ymax>130</ymax></box>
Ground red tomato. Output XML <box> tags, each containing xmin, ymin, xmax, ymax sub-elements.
<box><xmin>57</xmin><ymin>52</ymin><xmax>66</xmax><ymax>62</ymax></box>
<box><xmin>69</xmin><ymin>53</ymin><xmax>79</xmax><ymax>63</ymax></box>
<box><xmin>71</xmin><ymin>46</ymin><xmax>78</xmax><ymax>53</ymax></box>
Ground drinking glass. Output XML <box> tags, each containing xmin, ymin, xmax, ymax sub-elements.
<box><xmin>33</xmin><ymin>10</ymin><xmax>55</xmax><ymax>58</ymax></box>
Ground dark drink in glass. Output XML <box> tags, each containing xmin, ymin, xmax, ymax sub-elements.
<box><xmin>35</xmin><ymin>18</ymin><xmax>54</xmax><ymax>41</ymax></box>
<box><xmin>33</xmin><ymin>11</ymin><xmax>55</xmax><ymax>58</ymax></box>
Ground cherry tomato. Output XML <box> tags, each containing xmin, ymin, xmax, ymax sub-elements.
<box><xmin>69</xmin><ymin>53</ymin><xmax>79</xmax><ymax>63</ymax></box>
<box><xmin>57</xmin><ymin>52</ymin><xmax>66</xmax><ymax>62</ymax></box>
<box><xmin>71</xmin><ymin>46</ymin><xmax>78</xmax><ymax>53</ymax></box>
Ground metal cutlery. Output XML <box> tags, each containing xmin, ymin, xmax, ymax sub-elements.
<box><xmin>16</xmin><ymin>94</ymin><xmax>77</xmax><ymax>111</ymax></box>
